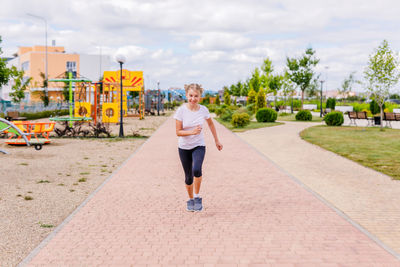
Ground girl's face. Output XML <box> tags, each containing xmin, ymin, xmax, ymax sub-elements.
<box><xmin>187</xmin><ymin>89</ymin><xmax>200</xmax><ymax>105</ymax></box>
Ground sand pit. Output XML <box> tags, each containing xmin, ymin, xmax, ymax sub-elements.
<box><xmin>0</xmin><ymin>112</ymin><xmax>172</xmax><ymax>266</ymax></box>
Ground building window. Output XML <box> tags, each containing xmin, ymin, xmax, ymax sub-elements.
<box><xmin>21</xmin><ymin>61</ymin><xmax>29</xmax><ymax>71</ymax></box>
<box><xmin>66</xmin><ymin>61</ymin><xmax>77</xmax><ymax>78</ymax></box>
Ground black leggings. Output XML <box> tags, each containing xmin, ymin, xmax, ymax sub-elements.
<box><xmin>178</xmin><ymin>146</ymin><xmax>206</xmax><ymax>185</ymax></box>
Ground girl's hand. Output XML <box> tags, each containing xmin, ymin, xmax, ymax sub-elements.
<box><xmin>192</xmin><ymin>125</ymin><xmax>202</xmax><ymax>135</ymax></box>
<box><xmin>215</xmin><ymin>140</ymin><xmax>223</xmax><ymax>151</ymax></box>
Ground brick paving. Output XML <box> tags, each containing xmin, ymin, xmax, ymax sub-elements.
<box><xmin>238</xmin><ymin>121</ymin><xmax>400</xmax><ymax>257</ymax></box>
<box><xmin>22</xmin><ymin>117</ymin><xmax>399</xmax><ymax>266</ymax></box>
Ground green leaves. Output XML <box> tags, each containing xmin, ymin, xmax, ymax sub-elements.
<box><xmin>9</xmin><ymin>67</ymin><xmax>32</xmax><ymax>103</ymax></box>
<box><xmin>364</xmin><ymin>40</ymin><xmax>400</xmax><ymax>107</ymax></box>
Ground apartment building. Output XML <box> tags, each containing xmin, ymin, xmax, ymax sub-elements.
<box><xmin>4</xmin><ymin>45</ymin><xmax>111</xmax><ymax>103</ymax></box>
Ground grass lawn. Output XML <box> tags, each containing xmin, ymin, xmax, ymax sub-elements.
<box><xmin>300</xmin><ymin>125</ymin><xmax>400</xmax><ymax>179</ymax></box>
<box><xmin>277</xmin><ymin>113</ymin><xmax>324</xmax><ymax>122</ymax></box>
<box><xmin>215</xmin><ymin>117</ymin><xmax>283</xmax><ymax>132</ymax></box>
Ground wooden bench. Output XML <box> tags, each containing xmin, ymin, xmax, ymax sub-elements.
<box><xmin>5</xmin><ymin>111</ymin><xmax>27</xmax><ymax>121</ymax></box>
<box><xmin>348</xmin><ymin>111</ymin><xmax>373</xmax><ymax>126</ymax></box>
<box><xmin>383</xmin><ymin>112</ymin><xmax>396</xmax><ymax>128</ymax></box>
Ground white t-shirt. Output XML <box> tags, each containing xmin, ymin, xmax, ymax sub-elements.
<box><xmin>174</xmin><ymin>104</ymin><xmax>211</xmax><ymax>149</ymax></box>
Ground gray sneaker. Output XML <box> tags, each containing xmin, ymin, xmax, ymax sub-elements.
<box><xmin>187</xmin><ymin>199</ymin><xmax>194</xmax><ymax>212</ymax></box>
<box><xmin>194</xmin><ymin>197</ymin><xmax>203</xmax><ymax>212</ymax></box>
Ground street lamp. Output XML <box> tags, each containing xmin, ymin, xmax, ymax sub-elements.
<box><xmin>157</xmin><ymin>81</ymin><xmax>160</xmax><ymax>116</ymax></box>
<box><xmin>27</xmin><ymin>13</ymin><xmax>48</xmax><ymax>98</ymax></box>
<box><xmin>116</xmin><ymin>54</ymin><xmax>126</xmax><ymax>137</ymax></box>
<box><xmin>320</xmin><ymin>80</ymin><xmax>325</xmax><ymax>117</ymax></box>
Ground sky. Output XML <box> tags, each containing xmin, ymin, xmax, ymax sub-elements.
<box><xmin>1</xmin><ymin>0</ymin><xmax>400</xmax><ymax>92</ymax></box>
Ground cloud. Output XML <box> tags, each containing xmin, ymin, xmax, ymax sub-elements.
<box><xmin>1</xmin><ymin>0</ymin><xmax>400</xmax><ymax>91</ymax></box>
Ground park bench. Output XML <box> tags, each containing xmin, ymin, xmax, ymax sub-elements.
<box><xmin>348</xmin><ymin>111</ymin><xmax>373</xmax><ymax>126</ymax></box>
<box><xmin>5</xmin><ymin>111</ymin><xmax>27</xmax><ymax>121</ymax></box>
<box><xmin>383</xmin><ymin>112</ymin><xmax>396</xmax><ymax>128</ymax></box>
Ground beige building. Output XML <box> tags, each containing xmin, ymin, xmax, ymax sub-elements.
<box><xmin>5</xmin><ymin>45</ymin><xmax>111</xmax><ymax>103</ymax></box>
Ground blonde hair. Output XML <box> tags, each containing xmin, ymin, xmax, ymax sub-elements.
<box><xmin>184</xmin><ymin>83</ymin><xmax>203</xmax><ymax>96</ymax></box>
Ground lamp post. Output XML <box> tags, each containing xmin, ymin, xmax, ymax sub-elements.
<box><xmin>157</xmin><ymin>81</ymin><xmax>160</xmax><ymax>116</ymax></box>
<box><xmin>116</xmin><ymin>55</ymin><xmax>126</xmax><ymax>137</ymax></box>
<box><xmin>27</xmin><ymin>13</ymin><xmax>48</xmax><ymax>98</ymax></box>
<box><xmin>320</xmin><ymin>80</ymin><xmax>324</xmax><ymax>117</ymax></box>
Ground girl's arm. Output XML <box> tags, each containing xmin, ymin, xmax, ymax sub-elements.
<box><xmin>176</xmin><ymin>119</ymin><xmax>201</xmax><ymax>136</ymax></box>
<box><xmin>206</xmin><ymin>118</ymin><xmax>223</xmax><ymax>151</ymax></box>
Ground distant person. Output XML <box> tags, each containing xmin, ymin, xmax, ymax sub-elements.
<box><xmin>174</xmin><ymin>83</ymin><xmax>223</xmax><ymax>212</ymax></box>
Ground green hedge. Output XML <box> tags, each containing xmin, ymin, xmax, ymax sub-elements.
<box><xmin>231</xmin><ymin>112</ymin><xmax>250</xmax><ymax>128</ymax></box>
<box><xmin>295</xmin><ymin>110</ymin><xmax>312</xmax><ymax>121</ymax></box>
<box><xmin>324</xmin><ymin>111</ymin><xmax>344</xmax><ymax>126</ymax></box>
<box><xmin>256</xmin><ymin>108</ymin><xmax>277</xmax><ymax>122</ymax></box>
<box><xmin>21</xmin><ymin>109</ymin><xmax>69</xmax><ymax>120</ymax></box>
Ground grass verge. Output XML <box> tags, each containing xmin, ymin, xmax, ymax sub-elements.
<box><xmin>277</xmin><ymin>113</ymin><xmax>324</xmax><ymax>122</ymax></box>
<box><xmin>215</xmin><ymin>118</ymin><xmax>283</xmax><ymax>132</ymax></box>
<box><xmin>300</xmin><ymin>125</ymin><xmax>400</xmax><ymax>179</ymax></box>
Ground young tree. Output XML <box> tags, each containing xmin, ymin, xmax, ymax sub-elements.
<box><xmin>230</xmin><ymin>83</ymin><xmax>240</xmax><ymax>96</ymax></box>
<box><xmin>223</xmin><ymin>90</ymin><xmax>231</xmax><ymax>105</ymax></box>
<box><xmin>0</xmin><ymin>36</ymin><xmax>11</xmax><ymax>88</ymax></box>
<box><xmin>269</xmin><ymin>74</ymin><xmax>283</xmax><ymax>108</ymax></box>
<box><xmin>248</xmin><ymin>67</ymin><xmax>262</xmax><ymax>93</ymax></box>
<box><xmin>39</xmin><ymin>72</ymin><xmax>49</xmax><ymax>106</ymax></box>
<box><xmin>255</xmin><ymin>88</ymin><xmax>266</xmax><ymax>110</ymax></box>
<box><xmin>247</xmin><ymin>88</ymin><xmax>257</xmax><ymax>105</ymax></box>
<box><xmin>9</xmin><ymin>67</ymin><xmax>31</xmax><ymax>103</ymax></box>
<box><xmin>338</xmin><ymin>71</ymin><xmax>357</xmax><ymax>101</ymax></box>
<box><xmin>241</xmin><ymin>80</ymin><xmax>249</xmax><ymax>96</ymax></box>
<box><xmin>286</xmin><ymin>47</ymin><xmax>320</xmax><ymax>107</ymax></box>
<box><xmin>281</xmin><ymin>73</ymin><xmax>295</xmax><ymax>109</ymax></box>
<box><xmin>364</xmin><ymin>40</ymin><xmax>400</xmax><ymax>129</ymax></box>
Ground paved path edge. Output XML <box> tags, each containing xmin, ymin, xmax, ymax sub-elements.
<box><xmin>17</xmin><ymin>117</ymin><xmax>171</xmax><ymax>267</ymax></box>
<box><xmin>233</xmin><ymin>127</ymin><xmax>400</xmax><ymax>261</ymax></box>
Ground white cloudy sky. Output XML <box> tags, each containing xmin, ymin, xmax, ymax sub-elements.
<box><xmin>1</xmin><ymin>0</ymin><xmax>400</xmax><ymax>92</ymax></box>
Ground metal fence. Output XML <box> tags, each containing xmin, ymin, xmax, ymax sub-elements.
<box><xmin>1</xmin><ymin>102</ymin><xmax>69</xmax><ymax>114</ymax></box>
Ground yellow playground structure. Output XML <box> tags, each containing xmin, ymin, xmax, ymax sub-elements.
<box><xmin>71</xmin><ymin>69</ymin><xmax>145</xmax><ymax>124</ymax></box>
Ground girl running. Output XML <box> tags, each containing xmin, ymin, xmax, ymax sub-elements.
<box><xmin>174</xmin><ymin>83</ymin><xmax>223</xmax><ymax>212</ymax></box>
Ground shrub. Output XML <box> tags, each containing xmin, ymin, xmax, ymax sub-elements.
<box><xmin>246</xmin><ymin>103</ymin><xmax>256</xmax><ymax>114</ymax></box>
<box><xmin>326</xmin><ymin>98</ymin><xmax>336</xmax><ymax>110</ymax></box>
<box><xmin>295</xmin><ymin>110</ymin><xmax>312</xmax><ymax>121</ymax></box>
<box><xmin>370</xmin><ymin>100</ymin><xmax>385</xmax><ymax>115</ymax></box>
<box><xmin>352</xmin><ymin>102</ymin><xmax>369</xmax><ymax>112</ymax></box>
<box><xmin>19</xmin><ymin>109</ymin><xmax>69</xmax><ymax>120</ymax></box>
<box><xmin>255</xmin><ymin>89</ymin><xmax>266</xmax><ymax>111</ymax></box>
<box><xmin>220</xmin><ymin>109</ymin><xmax>233</xmax><ymax>122</ymax></box>
<box><xmin>215</xmin><ymin>106</ymin><xmax>226</xmax><ymax>116</ymax></box>
<box><xmin>256</xmin><ymin>108</ymin><xmax>277</xmax><ymax>122</ymax></box>
<box><xmin>324</xmin><ymin>111</ymin><xmax>344</xmax><ymax>126</ymax></box>
<box><xmin>247</xmin><ymin>89</ymin><xmax>256</xmax><ymax>104</ymax></box>
<box><xmin>362</xmin><ymin>109</ymin><xmax>372</xmax><ymax>117</ymax></box>
<box><xmin>215</xmin><ymin>96</ymin><xmax>220</xmax><ymax>105</ymax></box>
<box><xmin>207</xmin><ymin>104</ymin><xmax>217</xmax><ymax>113</ymax></box>
<box><xmin>231</xmin><ymin>112</ymin><xmax>250</xmax><ymax>128</ymax></box>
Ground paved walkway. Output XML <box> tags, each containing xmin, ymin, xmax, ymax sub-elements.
<box><xmin>238</xmin><ymin>120</ymin><xmax>400</xmax><ymax>258</ymax></box>
<box><xmin>21</xmin><ymin>117</ymin><xmax>399</xmax><ymax>266</ymax></box>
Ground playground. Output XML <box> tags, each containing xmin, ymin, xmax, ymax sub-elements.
<box><xmin>0</xmin><ymin>114</ymin><xmax>171</xmax><ymax>266</ymax></box>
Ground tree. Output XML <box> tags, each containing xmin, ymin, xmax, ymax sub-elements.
<box><xmin>281</xmin><ymin>73</ymin><xmax>295</xmax><ymax>108</ymax></box>
<box><xmin>223</xmin><ymin>90</ymin><xmax>231</xmax><ymax>105</ymax></box>
<box><xmin>241</xmin><ymin>80</ymin><xmax>249</xmax><ymax>96</ymax></box>
<box><xmin>248</xmin><ymin>67</ymin><xmax>262</xmax><ymax>93</ymax></box>
<box><xmin>364</xmin><ymin>40</ymin><xmax>400</xmax><ymax>129</ymax></box>
<box><xmin>9</xmin><ymin>67</ymin><xmax>31</xmax><ymax>103</ymax></box>
<box><xmin>247</xmin><ymin>88</ymin><xmax>256</xmax><ymax>105</ymax></box>
<box><xmin>305</xmin><ymin>78</ymin><xmax>320</xmax><ymax>98</ymax></box>
<box><xmin>269</xmin><ymin>74</ymin><xmax>283</xmax><ymax>108</ymax></box>
<box><xmin>286</xmin><ymin>47</ymin><xmax>320</xmax><ymax>107</ymax></box>
<box><xmin>230</xmin><ymin>82</ymin><xmax>241</xmax><ymax>96</ymax></box>
<box><xmin>338</xmin><ymin>71</ymin><xmax>357</xmax><ymax>100</ymax></box>
<box><xmin>0</xmin><ymin>36</ymin><xmax>11</xmax><ymax>88</ymax></box>
<box><xmin>255</xmin><ymin>88</ymin><xmax>266</xmax><ymax>110</ymax></box>
<box><xmin>215</xmin><ymin>94</ymin><xmax>220</xmax><ymax>105</ymax></box>
<box><xmin>39</xmin><ymin>72</ymin><xmax>49</xmax><ymax>106</ymax></box>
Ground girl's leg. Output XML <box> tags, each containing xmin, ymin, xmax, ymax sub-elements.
<box><xmin>192</xmin><ymin>146</ymin><xmax>206</xmax><ymax>195</ymax></box>
<box><xmin>178</xmin><ymin>148</ymin><xmax>194</xmax><ymax>198</ymax></box>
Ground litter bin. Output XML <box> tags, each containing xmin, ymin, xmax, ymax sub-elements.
<box><xmin>374</xmin><ymin>116</ymin><xmax>381</xmax><ymax>125</ymax></box>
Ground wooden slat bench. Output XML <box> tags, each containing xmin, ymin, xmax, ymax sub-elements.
<box><xmin>348</xmin><ymin>111</ymin><xmax>373</xmax><ymax>126</ymax></box>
